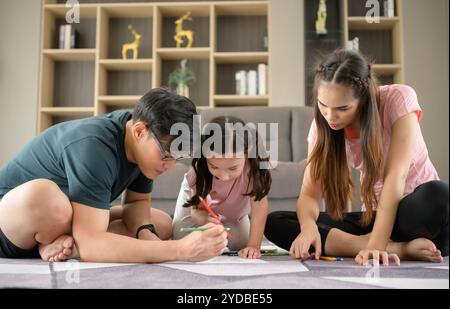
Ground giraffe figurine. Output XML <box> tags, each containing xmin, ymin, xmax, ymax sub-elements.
<box><xmin>174</xmin><ymin>12</ymin><xmax>194</xmax><ymax>48</ymax></box>
<box><xmin>122</xmin><ymin>25</ymin><xmax>142</xmax><ymax>60</ymax></box>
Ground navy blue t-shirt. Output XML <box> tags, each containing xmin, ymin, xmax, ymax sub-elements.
<box><xmin>0</xmin><ymin>111</ymin><xmax>153</xmax><ymax>209</ymax></box>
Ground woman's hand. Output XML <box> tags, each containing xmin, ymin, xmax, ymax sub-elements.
<box><xmin>238</xmin><ymin>246</ymin><xmax>261</xmax><ymax>259</ymax></box>
<box><xmin>355</xmin><ymin>249</ymin><xmax>401</xmax><ymax>266</ymax></box>
<box><xmin>289</xmin><ymin>223</ymin><xmax>322</xmax><ymax>260</ymax></box>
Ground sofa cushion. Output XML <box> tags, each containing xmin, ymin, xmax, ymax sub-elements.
<box><xmin>268</xmin><ymin>160</ymin><xmax>306</xmax><ymax>199</ymax></box>
<box><xmin>199</xmin><ymin>107</ymin><xmax>292</xmax><ymax>162</ymax></box>
<box><xmin>152</xmin><ymin>162</ymin><xmax>190</xmax><ymax>199</ymax></box>
<box><xmin>291</xmin><ymin>106</ymin><xmax>314</xmax><ymax>162</ymax></box>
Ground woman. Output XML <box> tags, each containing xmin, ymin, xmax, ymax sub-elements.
<box><xmin>265</xmin><ymin>49</ymin><xmax>448</xmax><ymax>266</ymax></box>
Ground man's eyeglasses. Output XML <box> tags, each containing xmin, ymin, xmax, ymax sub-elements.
<box><xmin>149</xmin><ymin>129</ymin><xmax>190</xmax><ymax>162</ymax></box>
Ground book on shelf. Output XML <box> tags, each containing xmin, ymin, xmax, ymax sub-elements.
<box><xmin>235</xmin><ymin>64</ymin><xmax>268</xmax><ymax>96</ymax></box>
<box><xmin>258</xmin><ymin>63</ymin><xmax>267</xmax><ymax>96</ymax></box>
<box><xmin>247</xmin><ymin>70</ymin><xmax>258</xmax><ymax>96</ymax></box>
<box><xmin>383</xmin><ymin>0</ymin><xmax>395</xmax><ymax>17</ymax></box>
<box><xmin>235</xmin><ymin>70</ymin><xmax>247</xmax><ymax>96</ymax></box>
<box><xmin>59</xmin><ymin>24</ymin><xmax>77</xmax><ymax>49</ymax></box>
<box><xmin>58</xmin><ymin>25</ymin><xmax>65</xmax><ymax>49</ymax></box>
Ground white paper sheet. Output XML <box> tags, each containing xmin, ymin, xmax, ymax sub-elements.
<box><xmin>165</xmin><ymin>255</ymin><xmax>267</xmax><ymax>264</ymax></box>
<box><xmin>0</xmin><ymin>264</ymin><xmax>50</xmax><ymax>275</ymax></box>
<box><xmin>159</xmin><ymin>258</ymin><xmax>308</xmax><ymax>276</ymax></box>
<box><xmin>425</xmin><ymin>266</ymin><xmax>449</xmax><ymax>270</ymax></box>
<box><xmin>0</xmin><ymin>261</ymin><xmax>135</xmax><ymax>275</ymax></box>
<box><xmin>324</xmin><ymin>276</ymin><xmax>449</xmax><ymax>289</ymax></box>
<box><xmin>304</xmin><ymin>259</ymin><xmax>444</xmax><ymax>269</ymax></box>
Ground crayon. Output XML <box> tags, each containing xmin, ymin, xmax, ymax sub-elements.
<box><xmin>198</xmin><ymin>196</ymin><xmax>233</xmax><ymax>239</ymax></box>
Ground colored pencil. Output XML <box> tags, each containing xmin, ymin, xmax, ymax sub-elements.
<box><xmin>180</xmin><ymin>227</ymin><xmax>231</xmax><ymax>232</ymax></box>
<box><xmin>319</xmin><ymin>256</ymin><xmax>344</xmax><ymax>261</ymax></box>
<box><xmin>198</xmin><ymin>196</ymin><xmax>233</xmax><ymax>238</ymax></box>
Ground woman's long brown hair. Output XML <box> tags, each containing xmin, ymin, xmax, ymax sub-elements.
<box><xmin>310</xmin><ymin>49</ymin><xmax>383</xmax><ymax>225</ymax></box>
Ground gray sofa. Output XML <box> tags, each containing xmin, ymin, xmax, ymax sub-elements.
<box><xmin>151</xmin><ymin>106</ymin><xmax>361</xmax><ymax>216</ymax></box>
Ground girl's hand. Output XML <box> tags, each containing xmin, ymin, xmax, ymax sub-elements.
<box><xmin>289</xmin><ymin>223</ymin><xmax>322</xmax><ymax>260</ymax></box>
<box><xmin>190</xmin><ymin>206</ymin><xmax>209</xmax><ymax>226</ymax></box>
<box><xmin>238</xmin><ymin>246</ymin><xmax>261</xmax><ymax>259</ymax></box>
<box><xmin>206</xmin><ymin>216</ymin><xmax>220</xmax><ymax>224</ymax></box>
<box><xmin>355</xmin><ymin>249</ymin><xmax>401</xmax><ymax>266</ymax></box>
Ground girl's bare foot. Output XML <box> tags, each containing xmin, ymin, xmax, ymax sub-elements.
<box><xmin>38</xmin><ymin>234</ymin><xmax>78</xmax><ymax>262</ymax></box>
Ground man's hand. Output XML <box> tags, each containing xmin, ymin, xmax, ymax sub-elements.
<box><xmin>176</xmin><ymin>223</ymin><xmax>228</xmax><ymax>262</ymax></box>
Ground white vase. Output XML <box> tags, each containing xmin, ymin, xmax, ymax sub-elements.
<box><xmin>176</xmin><ymin>84</ymin><xmax>189</xmax><ymax>98</ymax></box>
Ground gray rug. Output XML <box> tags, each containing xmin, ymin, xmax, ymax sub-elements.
<box><xmin>0</xmin><ymin>256</ymin><xmax>448</xmax><ymax>289</ymax></box>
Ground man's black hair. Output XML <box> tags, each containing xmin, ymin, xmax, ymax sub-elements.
<box><xmin>132</xmin><ymin>88</ymin><xmax>197</xmax><ymax>151</ymax></box>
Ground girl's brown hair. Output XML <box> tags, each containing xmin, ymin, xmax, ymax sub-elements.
<box><xmin>310</xmin><ymin>49</ymin><xmax>383</xmax><ymax>225</ymax></box>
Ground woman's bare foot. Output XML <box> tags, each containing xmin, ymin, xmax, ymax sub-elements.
<box><xmin>402</xmin><ymin>238</ymin><xmax>444</xmax><ymax>263</ymax></box>
<box><xmin>38</xmin><ymin>234</ymin><xmax>78</xmax><ymax>262</ymax></box>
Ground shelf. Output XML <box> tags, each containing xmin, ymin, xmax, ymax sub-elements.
<box><xmin>214</xmin><ymin>52</ymin><xmax>268</xmax><ymax>64</ymax></box>
<box><xmin>216</xmin><ymin>15</ymin><xmax>268</xmax><ymax>52</ymax></box>
<box><xmin>102</xmin><ymin>3</ymin><xmax>154</xmax><ymax>17</ymax></box>
<box><xmin>99</xmin><ymin>59</ymin><xmax>153</xmax><ymax>71</ymax></box>
<box><xmin>213</xmin><ymin>95</ymin><xmax>269</xmax><ymax>106</ymax></box>
<box><xmin>38</xmin><ymin>0</ymin><xmax>271</xmax><ymax>133</ymax></box>
<box><xmin>157</xmin><ymin>3</ymin><xmax>210</xmax><ymax>17</ymax></box>
<box><xmin>373</xmin><ymin>64</ymin><xmax>401</xmax><ymax>75</ymax></box>
<box><xmin>196</xmin><ymin>106</ymin><xmax>211</xmax><ymax>111</ymax></box>
<box><xmin>44</xmin><ymin>4</ymin><xmax>98</xmax><ymax>18</ymax></box>
<box><xmin>347</xmin><ymin>17</ymin><xmax>400</xmax><ymax>30</ymax></box>
<box><xmin>156</xmin><ymin>48</ymin><xmax>211</xmax><ymax>60</ymax></box>
<box><xmin>42</xmin><ymin>49</ymin><xmax>97</xmax><ymax>61</ymax></box>
<box><xmin>215</xmin><ymin>1</ymin><xmax>268</xmax><ymax>16</ymax></box>
<box><xmin>40</xmin><ymin>107</ymin><xmax>95</xmax><ymax>116</ymax></box>
<box><xmin>97</xmin><ymin>96</ymin><xmax>141</xmax><ymax>107</ymax></box>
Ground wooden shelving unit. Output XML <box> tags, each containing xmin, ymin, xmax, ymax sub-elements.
<box><xmin>304</xmin><ymin>0</ymin><xmax>405</xmax><ymax>105</ymax></box>
<box><xmin>343</xmin><ymin>0</ymin><xmax>404</xmax><ymax>85</ymax></box>
<box><xmin>38</xmin><ymin>0</ymin><xmax>270</xmax><ymax>133</ymax></box>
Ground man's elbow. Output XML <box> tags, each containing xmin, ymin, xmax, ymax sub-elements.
<box><xmin>72</xmin><ymin>230</ymin><xmax>97</xmax><ymax>262</ymax></box>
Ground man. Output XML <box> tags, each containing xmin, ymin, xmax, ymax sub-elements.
<box><xmin>0</xmin><ymin>88</ymin><xmax>227</xmax><ymax>263</ymax></box>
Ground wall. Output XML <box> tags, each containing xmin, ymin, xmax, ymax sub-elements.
<box><xmin>0</xmin><ymin>0</ymin><xmax>41</xmax><ymax>165</ymax></box>
<box><xmin>402</xmin><ymin>0</ymin><xmax>449</xmax><ymax>181</ymax></box>
<box><xmin>270</xmin><ymin>0</ymin><xmax>304</xmax><ymax>107</ymax></box>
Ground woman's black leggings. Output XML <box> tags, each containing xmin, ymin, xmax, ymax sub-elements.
<box><xmin>264</xmin><ymin>180</ymin><xmax>449</xmax><ymax>256</ymax></box>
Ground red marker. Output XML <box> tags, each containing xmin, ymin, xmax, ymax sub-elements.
<box><xmin>198</xmin><ymin>196</ymin><xmax>232</xmax><ymax>239</ymax></box>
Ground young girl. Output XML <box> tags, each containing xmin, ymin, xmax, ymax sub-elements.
<box><xmin>172</xmin><ymin>116</ymin><xmax>272</xmax><ymax>259</ymax></box>
<box><xmin>265</xmin><ymin>49</ymin><xmax>448</xmax><ymax>266</ymax></box>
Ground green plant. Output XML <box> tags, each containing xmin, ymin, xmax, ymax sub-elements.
<box><xmin>168</xmin><ymin>59</ymin><xmax>196</xmax><ymax>88</ymax></box>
